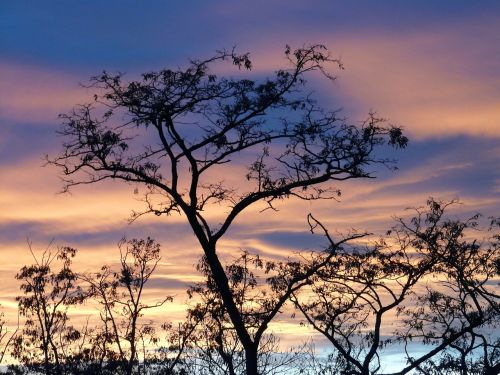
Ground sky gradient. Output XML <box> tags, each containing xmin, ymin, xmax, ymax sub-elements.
<box><xmin>1</xmin><ymin>1</ymin><xmax>499</xmax><ymax>368</ymax></box>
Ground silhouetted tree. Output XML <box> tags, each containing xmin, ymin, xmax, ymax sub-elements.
<box><xmin>184</xmin><ymin>249</ymin><xmax>338</xmax><ymax>375</ymax></box>
<box><xmin>292</xmin><ymin>199</ymin><xmax>500</xmax><ymax>375</ymax></box>
<box><xmin>50</xmin><ymin>44</ymin><xmax>407</xmax><ymax>375</ymax></box>
<box><xmin>0</xmin><ymin>305</ymin><xmax>18</xmax><ymax>364</ymax></box>
<box><xmin>81</xmin><ymin>238</ymin><xmax>174</xmax><ymax>375</ymax></box>
<box><xmin>7</xmin><ymin>203</ymin><xmax>497</xmax><ymax>373</ymax></box>
<box><xmin>12</xmin><ymin>244</ymin><xmax>85</xmax><ymax>375</ymax></box>
<box><xmin>291</xmin><ymin>223</ymin><xmax>419</xmax><ymax>374</ymax></box>
<box><xmin>415</xmin><ymin>333</ymin><xmax>500</xmax><ymax>375</ymax></box>
<box><xmin>408</xmin><ymin>212</ymin><xmax>500</xmax><ymax>375</ymax></box>
<box><xmin>144</xmin><ymin>311</ymin><xmax>206</xmax><ymax>375</ymax></box>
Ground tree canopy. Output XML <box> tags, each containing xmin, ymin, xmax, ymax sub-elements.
<box><xmin>49</xmin><ymin>45</ymin><xmax>408</xmax><ymax>375</ymax></box>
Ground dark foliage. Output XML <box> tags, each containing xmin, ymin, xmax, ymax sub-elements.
<box><xmin>12</xmin><ymin>245</ymin><xmax>85</xmax><ymax>375</ymax></box>
<box><xmin>292</xmin><ymin>199</ymin><xmax>500</xmax><ymax>375</ymax></box>
<box><xmin>49</xmin><ymin>45</ymin><xmax>407</xmax><ymax>375</ymax></box>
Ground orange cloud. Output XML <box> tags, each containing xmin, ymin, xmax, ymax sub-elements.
<box><xmin>0</xmin><ymin>61</ymin><xmax>90</xmax><ymax>124</ymax></box>
<box><xmin>331</xmin><ymin>29</ymin><xmax>500</xmax><ymax>139</ymax></box>
<box><xmin>1</xmin><ymin>21</ymin><xmax>499</xmax><ymax>356</ymax></box>
<box><xmin>230</xmin><ymin>19</ymin><xmax>500</xmax><ymax>139</ymax></box>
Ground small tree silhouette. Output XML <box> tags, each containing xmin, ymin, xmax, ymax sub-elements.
<box><xmin>292</xmin><ymin>200</ymin><xmax>500</xmax><ymax>375</ymax></box>
<box><xmin>0</xmin><ymin>305</ymin><xmax>18</xmax><ymax>365</ymax></box>
<box><xmin>81</xmin><ymin>238</ymin><xmax>174</xmax><ymax>375</ymax></box>
<box><xmin>406</xmin><ymin>209</ymin><xmax>500</xmax><ymax>375</ymax></box>
<box><xmin>13</xmin><ymin>243</ymin><xmax>84</xmax><ymax>375</ymax></box>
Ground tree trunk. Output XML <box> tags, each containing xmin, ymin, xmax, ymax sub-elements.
<box><xmin>245</xmin><ymin>346</ymin><xmax>259</xmax><ymax>375</ymax></box>
<box><xmin>127</xmin><ymin>340</ymin><xmax>136</xmax><ymax>375</ymax></box>
<box><xmin>125</xmin><ymin>359</ymin><xmax>133</xmax><ymax>375</ymax></box>
<box><xmin>42</xmin><ymin>342</ymin><xmax>49</xmax><ymax>374</ymax></box>
<box><xmin>187</xmin><ymin>216</ymin><xmax>258</xmax><ymax>374</ymax></box>
<box><xmin>49</xmin><ymin>341</ymin><xmax>62</xmax><ymax>375</ymax></box>
<box><xmin>202</xmin><ymin>244</ymin><xmax>255</xmax><ymax>345</ymax></box>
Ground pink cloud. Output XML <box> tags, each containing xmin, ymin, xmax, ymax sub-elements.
<box><xmin>228</xmin><ymin>18</ymin><xmax>500</xmax><ymax>139</ymax></box>
<box><xmin>0</xmin><ymin>62</ymin><xmax>90</xmax><ymax>124</ymax></box>
<box><xmin>331</xmin><ymin>28</ymin><xmax>500</xmax><ymax>139</ymax></box>
<box><xmin>1</xmin><ymin>20</ymin><xmax>499</xmax><ymax>353</ymax></box>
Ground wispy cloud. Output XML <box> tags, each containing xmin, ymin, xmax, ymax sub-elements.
<box><xmin>0</xmin><ymin>62</ymin><xmax>89</xmax><ymax>124</ymax></box>
<box><xmin>333</xmin><ymin>26</ymin><xmax>500</xmax><ymax>139</ymax></box>
<box><xmin>1</xmin><ymin>2</ymin><xmax>499</xmax><ymax>355</ymax></box>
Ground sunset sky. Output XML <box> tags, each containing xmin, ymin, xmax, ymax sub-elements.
<box><xmin>1</xmin><ymin>1</ymin><xmax>499</xmax><ymax>369</ymax></box>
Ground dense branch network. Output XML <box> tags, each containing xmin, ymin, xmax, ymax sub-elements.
<box><xmin>50</xmin><ymin>45</ymin><xmax>407</xmax><ymax>242</ymax></box>
<box><xmin>292</xmin><ymin>199</ymin><xmax>500</xmax><ymax>375</ymax></box>
<box><xmin>48</xmin><ymin>44</ymin><xmax>410</xmax><ymax>375</ymax></box>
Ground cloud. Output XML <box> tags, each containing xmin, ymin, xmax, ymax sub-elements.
<box><xmin>222</xmin><ymin>16</ymin><xmax>500</xmax><ymax>139</ymax></box>
<box><xmin>1</xmin><ymin>9</ymin><xmax>499</xmax><ymax>354</ymax></box>
<box><xmin>3</xmin><ymin>15</ymin><xmax>498</xmax><ymax>139</ymax></box>
<box><xmin>331</xmin><ymin>27</ymin><xmax>500</xmax><ymax>139</ymax></box>
<box><xmin>0</xmin><ymin>161</ymin><xmax>142</xmax><ymax>230</ymax></box>
<box><xmin>0</xmin><ymin>61</ymin><xmax>90</xmax><ymax>124</ymax></box>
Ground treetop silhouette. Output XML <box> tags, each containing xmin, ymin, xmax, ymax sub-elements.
<box><xmin>50</xmin><ymin>44</ymin><xmax>408</xmax><ymax>375</ymax></box>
